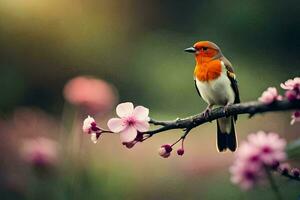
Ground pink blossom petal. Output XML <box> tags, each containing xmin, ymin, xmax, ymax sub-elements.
<box><xmin>120</xmin><ymin>126</ymin><xmax>137</xmax><ymax>143</ymax></box>
<box><xmin>134</xmin><ymin>120</ymin><xmax>150</xmax><ymax>132</ymax></box>
<box><xmin>281</xmin><ymin>77</ymin><xmax>300</xmax><ymax>91</ymax></box>
<box><xmin>82</xmin><ymin>115</ymin><xmax>95</xmax><ymax>133</ymax></box>
<box><xmin>116</xmin><ymin>102</ymin><xmax>134</xmax><ymax>118</ymax></box>
<box><xmin>133</xmin><ymin>106</ymin><xmax>149</xmax><ymax>121</ymax></box>
<box><xmin>91</xmin><ymin>133</ymin><xmax>98</xmax><ymax>144</ymax></box>
<box><xmin>230</xmin><ymin>131</ymin><xmax>287</xmax><ymax>190</ymax></box>
<box><xmin>280</xmin><ymin>83</ymin><xmax>290</xmax><ymax>90</ymax></box>
<box><xmin>258</xmin><ymin>87</ymin><xmax>280</xmax><ymax>104</ymax></box>
<box><xmin>107</xmin><ymin>118</ymin><xmax>126</xmax><ymax>133</ymax></box>
<box><xmin>276</xmin><ymin>95</ymin><xmax>283</xmax><ymax>101</ymax></box>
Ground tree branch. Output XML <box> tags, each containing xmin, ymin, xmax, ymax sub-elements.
<box><xmin>145</xmin><ymin>99</ymin><xmax>300</xmax><ymax>135</ymax></box>
<box><xmin>279</xmin><ymin>171</ymin><xmax>300</xmax><ymax>181</ymax></box>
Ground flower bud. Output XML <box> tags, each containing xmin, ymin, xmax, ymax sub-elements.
<box><xmin>158</xmin><ymin>144</ymin><xmax>172</xmax><ymax>158</ymax></box>
<box><xmin>291</xmin><ymin>111</ymin><xmax>300</xmax><ymax>125</ymax></box>
<box><xmin>278</xmin><ymin>163</ymin><xmax>290</xmax><ymax>175</ymax></box>
<box><xmin>285</xmin><ymin>90</ymin><xmax>297</xmax><ymax>101</ymax></box>
<box><xmin>291</xmin><ymin>168</ymin><xmax>300</xmax><ymax>177</ymax></box>
<box><xmin>271</xmin><ymin>161</ymin><xmax>280</xmax><ymax>170</ymax></box>
<box><xmin>83</xmin><ymin>116</ymin><xmax>96</xmax><ymax>133</ymax></box>
<box><xmin>177</xmin><ymin>148</ymin><xmax>184</xmax><ymax>156</ymax></box>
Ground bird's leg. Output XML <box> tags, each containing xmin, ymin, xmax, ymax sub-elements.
<box><xmin>223</xmin><ymin>103</ymin><xmax>233</xmax><ymax>118</ymax></box>
<box><xmin>203</xmin><ymin>104</ymin><xmax>213</xmax><ymax>119</ymax></box>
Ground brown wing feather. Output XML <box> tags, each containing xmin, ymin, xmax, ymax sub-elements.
<box><xmin>221</xmin><ymin>57</ymin><xmax>240</xmax><ymax>121</ymax></box>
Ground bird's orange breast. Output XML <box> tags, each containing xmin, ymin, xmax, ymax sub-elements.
<box><xmin>194</xmin><ymin>60</ymin><xmax>222</xmax><ymax>82</ymax></box>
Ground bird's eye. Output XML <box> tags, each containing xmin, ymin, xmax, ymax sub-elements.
<box><xmin>202</xmin><ymin>47</ymin><xmax>208</xmax><ymax>51</ymax></box>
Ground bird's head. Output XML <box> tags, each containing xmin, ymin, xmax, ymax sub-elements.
<box><xmin>184</xmin><ymin>41</ymin><xmax>222</xmax><ymax>63</ymax></box>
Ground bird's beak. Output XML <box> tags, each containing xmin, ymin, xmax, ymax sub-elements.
<box><xmin>184</xmin><ymin>47</ymin><xmax>196</xmax><ymax>53</ymax></box>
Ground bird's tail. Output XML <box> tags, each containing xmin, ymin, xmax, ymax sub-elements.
<box><xmin>216</xmin><ymin>117</ymin><xmax>237</xmax><ymax>152</ymax></box>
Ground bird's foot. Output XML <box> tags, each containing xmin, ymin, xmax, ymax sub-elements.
<box><xmin>223</xmin><ymin>103</ymin><xmax>232</xmax><ymax>118</ymax></box>
<box><xmin>203</xmin><ymin>105</ymin><xmax>213</xmax><ymax>120</ymax></box>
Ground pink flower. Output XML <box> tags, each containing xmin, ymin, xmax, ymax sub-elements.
<box><xmin>230</xmin><ymin>131</ymin><xmax>287</xmax><ymax>190</ymax></box>
<box><xmin>291</xmin><ymin>168</ymin><xmax>300</xmax><ymax>177</ymax></box>
<box><xmin>235</xmin><ymin>142</ymin><xmax>261</xmax><ymax>165</ymax></box>
<box><xmin>285</xmin><ymin>90</ymin><xmax>298</xmax><ymax>101</ymax></box>
<box><xmin>281</xmin><ymin>77</ymin><xmax>300</xmax><ymax>101</ymax></box>
<box><xmin>278</xmin><ymin>163</ymin><xmax>290</xmax><ymax>174</ymax></box>
<box><xmin>21</xmin><ymin>137</ymin><xmax>58</xmax><ymax>168</ymax></box>
<box><xmin>290</xmin><ymin>111</ymin><xmax>300</xmax><ymax>125</ymax></box>
<box><xmin>158</xmin><ymin>144</ymin><xmax>173</xmax><ymax>158</ymax></box>
<box><xmin>280</xmin><ymin>77</ymin><xmax>300</xmax><ymax>91</ymax></box>
<box><xmin>63</xmin><ymin>76</ymin><xmax>117</xmax><ymax>114</ymax></box>
<box><xmin>230</xmin><ymin>162</ymin><xmax>263</xmax><ymax>190</ymax></box>
<box><xmin>107</xmin><ymin>102</ymin><xmax>150</xmax><ymax>143</ymax></box>
<box><xmin>247</xmin><ymin>131</ymin><xmax>286</xmax><ymax>165</ymax></box>
<box><xmin>258</xmin><ymin>87</ymin><xmax>282</xmax><ymax>104</ymax></box>
<box><xmin>82</xmin><ymin>116</ymin><xmax>102</xmax><ymax>143</ymax></box>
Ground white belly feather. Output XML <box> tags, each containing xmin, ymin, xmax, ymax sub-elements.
<box><xmin>195</xmin><ymin>63</ymin><xmax>235</xmax><ymax>106</ymax></box>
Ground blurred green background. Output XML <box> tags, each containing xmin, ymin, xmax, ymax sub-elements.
<box><xmin>0</xmin><ymin>0</ymin><xmax>300</xmax><ymax>199</ymax></box>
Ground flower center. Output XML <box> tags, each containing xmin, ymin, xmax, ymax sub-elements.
<box><xmin>262</xmin><ymin>146</ymin><xmax>272</xmax><ymax>154</ymax></box>
<box><xmin>126</xmin><ymin>117</ymin><xmax>136</xmax><ymax>126</ymax></box>
<box><xmin>249</xmin><ymin>155</ymin><xmax>260</xmax><ymax>162</ymax></box>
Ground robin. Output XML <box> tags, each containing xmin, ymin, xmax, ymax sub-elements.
<box><xmin>185</xmin><ymin>41</ymin><xmax>240</xmax><ymax>152</ymax></box>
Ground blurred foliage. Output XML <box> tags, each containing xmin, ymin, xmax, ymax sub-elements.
<box><xmin>0</xmin><ymin>0</ymin><xmax>300</xmax><ymax>200</ymax></box>
<box><xmin>0</xmin><ymin>0</ymin><xmax>299</xmax><ymax>115</ymax></box>
<box><xmin>286</xmin><ymin>138</ymin><xmax>300</xmax><ymax>160</ymax></box>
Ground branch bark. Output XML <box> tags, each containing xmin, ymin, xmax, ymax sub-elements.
<box><xmin>146</xmin><ymin>99</ymin><xmax>300</xmax><ymax>135</ymax></box>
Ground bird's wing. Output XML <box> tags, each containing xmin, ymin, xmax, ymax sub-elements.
<box><xmin>194</xmin><ymin>78</ymin><xmax>202</xmax><ymax>98</ymax></box>
<box><xmin>221</xmin><ymin>57</ymin><xmax>240</xmax><ymax>121</ymax></box>
<box><xmin>227</xmin><ymin>70</ymin><xmax>240</xmax><ymax>104</ymax></box>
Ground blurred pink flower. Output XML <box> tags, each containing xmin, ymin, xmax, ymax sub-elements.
<box><xmin>290</xmin><ymin>111</ymin><xmax>300</xmax><ymax>125</ymax></box>
<box><xmin>280</xmin><ymin>77</ymin><xmax>300</xmax><ymax>91</ymax></box>
<box><xmin>282</xmin><ymin>77</ymin><xmax>300</xmax><ymax>101</ymax></box>
<box><xmin>278</xmin><ymin>163</ymin><xmax>290</xmax><ymax>174</ymax></box>
<box><xmin>291</xmin><ymin>168</ymin><xmax>300</xmax><ymax>177</ymax></box>
<box><xmin>107</xmin><ymin>102</ymin><xmax>150</xmax><ymax>143</ymax></box>
<box><xmin>21</xmin><ymin>137</ymin><xmax>58</xmax><ymax>168</ymax></box>
<box><xmin>247</xmin><ymin>131</ymin><xmax>286</xmax><ymax>165</ymax></box>
<box><xmin>235</xmin><ymin>142</ymin><xmax>261</xmax><ymax>165</ymax></box>
<box><xmin>258</xmin><ymin>87</ymin><xmax>282</xmax><ymax>104</ymax></box>
<box><xmin>63</xmin><ymin>76</ymin><xmax>117</xmax><ymax>114</ymax></box>
<box><xmin>285</xmin><ymin>90</ymin><xmax>298</xmax><ymax>101</ymax></box>
<box><xmin>158</xmin><ymin>144</ymin><xmax>172</xmax><ymax>158</ymax></box>
<box><xmin>230</xmin><ymin>131</ymin><xmax>286</xmax><ymax>190</ymax></box>
<box><xmin>230</xmin><ymin>162</ymin><xmax>263</xmax><ymax>190</ymax></box>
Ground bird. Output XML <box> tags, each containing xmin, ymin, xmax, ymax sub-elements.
<box><xmin>184</xmin><ymin>41</ymin><xmax>240</xmax><ymax>152</ymax></box>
